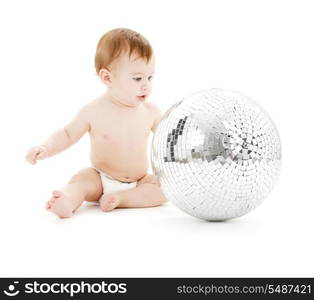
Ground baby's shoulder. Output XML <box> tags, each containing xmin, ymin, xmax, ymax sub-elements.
<box><xmin>144</xmin><ymin>101</ymin><xmax>161</xmax><ymax>115</ymax></box>
<box><xmin>76</xmin><ymin>98</ymin><xmax>101</xmax><ymax>121</ymax></box>
<box><xmin>144</xmin><ymin>101</ymin><xmax>162</xmax><ymax>120</ymax></box>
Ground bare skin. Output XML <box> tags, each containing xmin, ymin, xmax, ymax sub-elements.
<box><xmin>26</xmin><ymin>53</ymin><xmax>167</xmax><ymax>218</ymax></box>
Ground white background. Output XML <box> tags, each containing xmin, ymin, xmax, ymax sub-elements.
<box><xmin>0</xmin><ymin>0</ymin><xmax>313</xmax><ymax>277</ymax></box>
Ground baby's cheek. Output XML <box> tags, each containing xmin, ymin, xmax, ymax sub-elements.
<box><xmin>125</xmin><ymin>81</ymin><xmax>136</xmax><ymax>93</ymax></box>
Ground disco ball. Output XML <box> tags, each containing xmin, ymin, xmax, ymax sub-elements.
<box><xmin>151</xmin><ymin>88</ymin><xmax>282</xmax><ymax>221</ymax></box>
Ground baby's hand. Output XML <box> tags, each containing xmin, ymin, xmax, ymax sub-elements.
<box><xmin>25</xmin><ymin>146</ymin><xmax>49</xmax><ymax>165</ymax></box>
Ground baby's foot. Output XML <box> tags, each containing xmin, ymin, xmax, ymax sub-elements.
<box><xmin>46</xmin><ymin>190</ymin><xmax>74</xmax><ymax>218</ymax></box>
<box><xmin>99</xmin><ymin>194</ymin><xmax>121</xmax><ymax>212</ymax></box>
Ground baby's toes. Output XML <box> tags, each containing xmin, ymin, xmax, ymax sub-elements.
<box><xmin>46</xmin><ymin>198</ymin><xmax>55</xmax><ymax>210</ymax></box>
<box><xmin>46</xmin><ymin>190</ymin><xmax>62</xmax><ymax>210</ymax></box>
<box><xmin>50</xmin><ymin>198</ymin><xmax>56</xmax><ymax>204</ymax></box>
<box><xmin>52</xmin><ymin>190</ymin><xmax>62</xmax><ymax>198</ymax></box>
<box><xmin>46</xmin><ymin>201</ymin><xmax>52</xmax><ymax>210</ymax></box>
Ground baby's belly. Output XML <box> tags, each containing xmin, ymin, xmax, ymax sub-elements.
<box><xmin>90</xmin><ymin>144</ymin><xmax>149</xmax><ymax>182</ymax></box>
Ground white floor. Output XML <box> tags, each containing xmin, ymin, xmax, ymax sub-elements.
<box><xmin>1</xmin><ymin>158</ymin><xmax>313</xmax><ymax>278</ymax></box>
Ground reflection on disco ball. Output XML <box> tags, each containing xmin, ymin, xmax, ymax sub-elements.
<box><xmin>151</xmin><ymin>88</ymin><xmax>282</xmax><ymax>221</ymax></box>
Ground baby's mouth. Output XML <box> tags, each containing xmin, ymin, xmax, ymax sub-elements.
<box><xmin>137</xmin><ymin>95</ymin><xmax>147</xmax><ymax>101</ymax></box>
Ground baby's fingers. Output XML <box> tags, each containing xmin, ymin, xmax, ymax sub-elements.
<box><xmin>36</xmin><ymin>151</ymin><xmax>46</xmax><ymax>160</ymax></box>
<box><xmin>25</xmin><ymin>153</ymin><xmax>36</xmax><ymax>164</ymax></box>
<box><xmin>32</xmin><ymin>148</ymin><xmax>43</xmax><ymax>161</ymax></box>
<box><xmin>25</xmin><ymin>147</ymin><xmax>40</xmax><ymax>164</ymax></box>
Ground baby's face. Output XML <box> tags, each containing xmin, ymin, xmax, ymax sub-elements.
<box><xmin>109</xmin><ymin>53</ymin><xmax>155</xmax><ymax>107</ymax></box>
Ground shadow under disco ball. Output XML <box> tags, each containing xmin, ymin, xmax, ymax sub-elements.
<box><xmin>151</xmin><ymin>88</ymin><xmax>282</xmax><ymax>221</ymax></box>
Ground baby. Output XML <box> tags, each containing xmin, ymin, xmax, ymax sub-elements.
<box><xmin>25</xmin><ymin>28</ymin><xmax>167</xmax><ymax>218</ymax></box>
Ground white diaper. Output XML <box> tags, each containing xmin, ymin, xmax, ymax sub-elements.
<box><xmin>94</xmin><ymin>168</ymin><xmax>137</xmax><ymax>195</ymax></box>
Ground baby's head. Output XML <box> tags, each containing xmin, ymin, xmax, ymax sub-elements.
<box><xmin>95</xmin><ymin>28</ymin><xmax>155</xmax><ymax>107</ymax></box>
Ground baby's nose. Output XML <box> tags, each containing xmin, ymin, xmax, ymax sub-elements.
<box><xmin>141</xmin><ymin>84</ymin><xmax>148</xmax><ymax>91</ymax></box>
<box><xmin>141</xmin><ymin>79</ymin><xmax>152</xmax><ymax>92</ymax></box>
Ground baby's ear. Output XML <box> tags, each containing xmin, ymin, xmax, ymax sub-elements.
<box><xmin>98</xmin><ymin>68</ymin><xmax>112</xmax><ymax>85</ymax></box>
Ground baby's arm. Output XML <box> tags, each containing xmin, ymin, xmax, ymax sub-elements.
<box><xmin>25</xmin><ymin>107</ymin><xmax>90</xmax><ymax>164</ymax></box>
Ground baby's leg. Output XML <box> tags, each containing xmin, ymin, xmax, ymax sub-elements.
<box><xmin>46</xmin><ymin>168</ymin><xmax>102</xmax><ymax>218</ymax></box>
<box><xmin>100</xmin><ymin>174</ymin><xmax>167</xmax><ymax>212</ymax></box>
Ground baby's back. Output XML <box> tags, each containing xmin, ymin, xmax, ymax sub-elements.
<box><xmin>87</xmin><ymin>96</ymin><xmax>155</xmax><ymax>182</ymax></box>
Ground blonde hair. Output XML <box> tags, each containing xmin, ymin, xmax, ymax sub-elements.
<box><xmin>94</xmin><ymin>28</ymin><xmax>153</xmax><ymax>74</ymax></box>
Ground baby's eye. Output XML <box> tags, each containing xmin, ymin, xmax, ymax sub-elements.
<box><xmin>148</xmin><ymin>75</ymin><xmax>154</xmax><ymax>81</ymax></box>
<box><xmin>133</xmin><ymin>77</ymin><xmax>142</xmax><ymax>82</ymax></box>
